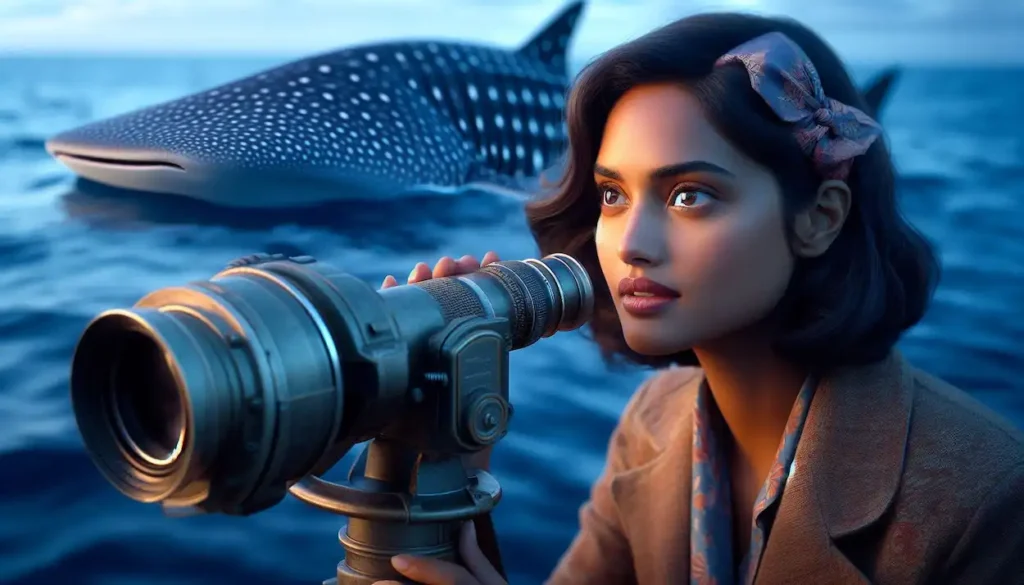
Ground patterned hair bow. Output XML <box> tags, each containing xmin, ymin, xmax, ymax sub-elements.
<box><xmin>714</xmin><ymin>31</ymin><xmax>883</xmax><ymax>181</ymax></box>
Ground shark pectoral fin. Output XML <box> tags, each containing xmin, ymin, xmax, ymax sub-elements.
<box><xmin>516</xmin><ymin>1</ymin><xmax>585</xmax><ymax>73</ymax></box>
<box><xmin>861</xmin><ymin>67</ymin><xmax>901</xmax><ymax>119</ymax></box>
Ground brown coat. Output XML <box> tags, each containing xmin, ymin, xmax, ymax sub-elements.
<box><xmin>545</xmin><ymin>351</ymin><xmax>1024</xmax><ymax>584</ymax></box>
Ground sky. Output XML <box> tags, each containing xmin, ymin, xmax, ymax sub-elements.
<box><xmin>0</xmin><ymin>0</ymin><xmax>1020</xmax><ymax>65</ymax></box>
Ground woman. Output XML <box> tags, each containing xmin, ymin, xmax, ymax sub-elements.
<box><xmin>375</xmin><ymin>12</ymin><xmax>1024</xmax><ymax>585</ymax></box>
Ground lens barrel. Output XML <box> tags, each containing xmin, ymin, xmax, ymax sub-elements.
<box><xmin>70</xmin><ymin>253</ymin><xmax>593</xmax><ymax>515</ymax></box>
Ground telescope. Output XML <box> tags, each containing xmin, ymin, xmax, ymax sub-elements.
<box><xmin>69</xmin><ymin>251</ymin><xmax>594</xmax><ymax>584</ymax></box>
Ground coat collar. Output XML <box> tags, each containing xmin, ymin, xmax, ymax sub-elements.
<box><xmin>802</xmin><ymin>350</ymin><xmax>914</xmax><ymax>537</ymax></box>
<box><xmin>607</xmin><ymin>351</ymin><xmax>914</xmax><ymax>584</ymax></box>
<box><xmin>756</xmin><ymin>350</ymin><xmax>913</xmax><ymax>583</ymax></box>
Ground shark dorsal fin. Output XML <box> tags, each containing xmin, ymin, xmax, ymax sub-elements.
<box><xmin>517</xmin><ymin>1</ymin><xmax>586</xmax><ymax>73</ymax></box>
<box><xmin>861</xmin><ymin>67</ymin><xmax>900</xmax><ymax>119</ymax></box>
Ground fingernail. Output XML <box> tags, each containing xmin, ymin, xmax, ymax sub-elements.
<box><xmin>408</xmin><ymin>268</ymin><xmax>418</xmax><ymax>282</ymax></box>
<box><xmin>391</xmin><ymin>555</ymin><xmax>411</xmax><ymax>571</ymax></box>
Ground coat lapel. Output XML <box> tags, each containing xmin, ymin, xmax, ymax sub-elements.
<box><xmin>756</xmin><ymin>351</ymin><xmax>914</xmax><ymax>584</ymax></box>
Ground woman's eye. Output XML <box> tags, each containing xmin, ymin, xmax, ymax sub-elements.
<box><xmin>670</xmin><ymin>189</ymin><xmax>714</xmax><ymax>209</ymax></box>
<box><xmin>601</xmin><ymin>187</ymin><xmax>626</xmax><ymax>207</ymax></box>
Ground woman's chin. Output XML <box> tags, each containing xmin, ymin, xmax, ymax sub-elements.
<box><xmin>622</xmin><ymin>326</ymin><xmax>692</xmax><ymax>357</ymax></box>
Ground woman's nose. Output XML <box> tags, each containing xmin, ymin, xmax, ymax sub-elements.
<box><xmin>617</xmin><ymin>205</ymin><xmax>666</xmax><ymax>267</ymax></box>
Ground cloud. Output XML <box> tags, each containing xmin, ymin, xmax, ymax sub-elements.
<box><xmin>0</xmin><ymin>0</ymin><xmax>1019</xmax><ymax>64</ymax></box>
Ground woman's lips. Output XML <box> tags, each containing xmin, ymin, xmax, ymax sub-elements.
<box><xmin>618</xmin><ymin>277</ymin><xmax>680</xmax><ymax>316</ymax></box>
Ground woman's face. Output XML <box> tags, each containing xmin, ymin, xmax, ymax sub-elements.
<box><xmin>594</xmin><ymin>83</ymin><xmax>796</xmax><ymax>356</ymax></box>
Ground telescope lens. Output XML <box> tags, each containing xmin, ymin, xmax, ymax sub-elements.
<box><xmin>109</xmin><ymin>331</ymin><xmax>185</xmax><ymax>466</ymax></box>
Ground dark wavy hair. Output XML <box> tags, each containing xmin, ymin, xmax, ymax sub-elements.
<box><xmin>526</xmin><ymin>13</ymin><xmax>940</xmax><ymax>370</ymax></box>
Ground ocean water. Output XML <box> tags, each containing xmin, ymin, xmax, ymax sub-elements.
<box><xmin>0</xmin><ymin>56</ymin><xmax>1022</xmax><ymax>585</ymax></box>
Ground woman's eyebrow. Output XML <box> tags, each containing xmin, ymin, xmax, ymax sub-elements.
<box><xmin>594</xmin><ymin>160</ymin><xmax>735</xmax><ymax>181</ymax></box>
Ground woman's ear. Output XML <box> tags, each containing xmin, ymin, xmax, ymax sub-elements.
<box><xmin>791</xmin><ymin>180</ymin><xmax>852</xmax><ymax>258</ymax></box>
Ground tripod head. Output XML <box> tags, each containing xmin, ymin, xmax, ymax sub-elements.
<box><xmin>68</xmin><ymin>252</ymin><xmax>593</xmax><ymax>583</ymax></box>
<box><xmin>291</xmin><ymin>313</ymin><xmax>514</xmax><ymax>584</ymax></box>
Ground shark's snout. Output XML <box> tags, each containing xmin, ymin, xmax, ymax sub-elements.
<box><xmin>48</xmin><ymin>149</ymin><xmax>185</xmax><ymax>172</ymax></box>
<box><xmin>45</xmin><ymin>103</ymin><xmax>218</xmax><ymax>201</ymax></box>
<box><xmin>47</xmin><ymin>132</ymin><xmax>189</xmax><ymax>192</ymax></box>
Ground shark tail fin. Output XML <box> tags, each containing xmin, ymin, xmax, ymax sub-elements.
<box><xmin>517</xmin><ymin>1</ymin><xmax>586</xmax><ymax>74</ymax></box>
<box><xmin>861</xmin><ymin>66</ymin><xmax>901</xmax><ymax>119</ymax></box>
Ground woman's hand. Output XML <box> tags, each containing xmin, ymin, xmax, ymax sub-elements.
<box><xmin>380</xmin><ymin>251</ymin><xmax>501</xmax><ymax>289</ymax></box>
<box><xmin>372</xmin><ymin>520</ymin><xmax>507</xmax><ymax>585</ymax></box>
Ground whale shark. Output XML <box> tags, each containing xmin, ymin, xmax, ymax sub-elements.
<box><xmin>46</xmin><ymin>1</ymin><xmax>900</xmax><ymax>209</ymax></box>
<box><xmin>46</xmin><ymin>2</ymin><xmax>586</xmax><ymax>207</ymax></box>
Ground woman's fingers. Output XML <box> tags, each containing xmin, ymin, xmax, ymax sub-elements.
<box><xmin>458</xmin><ymin>520</ymin><xmax>507</xmax><ymax>585</ymax></box>
<box><xmin>408</xmin><ymin>262</ymin><xmax>432</xmax><ymax>283</ymax></box>
<box><xmin>432</xmin><ymin>256</ymin><xmax>459</xmax><ymax>278</ymax></box>
<box><xmin>455</xmin><ymin>254</ymin><xmax>481</xmax><ymax>273</ymax></box>
<box><xmin>374</xmin><ymin>520</ymin><xmax>507</xmax><ymax>585</ymax></box>
<box><xmin>481</xmin><ymin>251</ymin><xmax>500</xmax><ymax>266</ymax></box>
<box><xmin>390</xmin><ymin>554</ymin><xmax>480</xmax><ymax>585</ymax></box>
<box><xmin>390</xmin><ymin>252</ymin><xmax>501</xmax><ymax>289</ymax></box>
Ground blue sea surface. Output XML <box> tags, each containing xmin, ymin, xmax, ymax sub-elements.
<box><xmin>0</xmin><ymin>56</ymin><xmax>1022</xmax><ymax>584</ymax></box>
